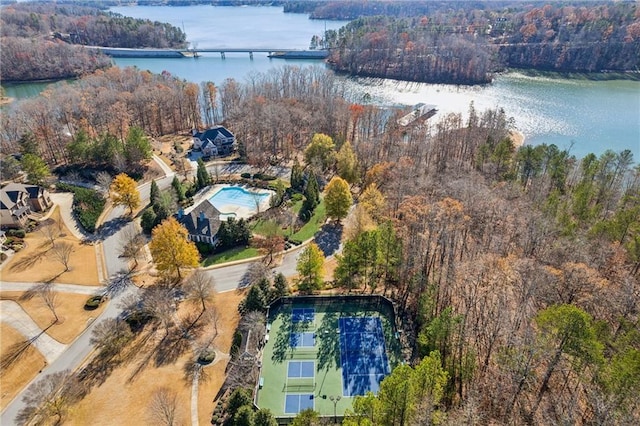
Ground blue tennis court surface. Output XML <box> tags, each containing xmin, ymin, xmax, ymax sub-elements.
<box><xmin>284</xmin><ymin>394</ymin><xmax>314</xmax><ymax>414</ymax></box>
<box><xmin>339</xmin><ymin>317</ymin><xmax>390</xmax><ymax>396</ymax></box>
<box><xmin>290</xmin><ymin>332</ymin><xmax>315</xmax><ymax>348</ymax></box>
<box><xmin>288</xmin><ymin>361</ymin><xmax>315</xmax><ymax>378</ymax></box>
<box><xmin>292</xmin><ymin>308</ymin><xmax>315</xmax><ymax>323</ymax></box>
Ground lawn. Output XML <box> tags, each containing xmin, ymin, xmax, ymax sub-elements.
<box><xmin>251</xmin><ymin>219</ymin><xmax>285</xmax><ymax>237</ymax></box>
<box><xmin>1</xmin><ymin>207</ymin><xmax>100</xmax><ymax>285</ymax></box>
<box><xmin>202</xmin><ymin>247</ymin><xmax>260</xmax><ymax>267</ymax></box>
<box><xmin>290</xmin><ymin>200</ymin><xmax>326</xmax><ymax>242</ymax></box>
<box><xmin>68</xmin><ymin>290</ymin><xmax>245</xmax><ymax>426</ymax></box>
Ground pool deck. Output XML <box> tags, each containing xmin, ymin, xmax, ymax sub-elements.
<box><xmin>186</xmin><ymin>184</ymin><xmax>273</xmax><ymax>220</ymax></box>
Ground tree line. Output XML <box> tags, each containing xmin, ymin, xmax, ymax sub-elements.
<box><xmin>1</xmin><ymin>62</ymin><xmax>638</xmax><ymax>423</ymax></box>
<box><xmin>326</xmin><ymin>101</ymin><xmax>639</xmax><ymax>423</ymax></box>
<box><xmin>327</xmin><ymin>2</ymin><xmax>640</xmax><ymax>84</ymax></box>
<box><xmin>0</xmin><ymin>2</ymin><xmax>186</xmax><ymax>48</ymax></box>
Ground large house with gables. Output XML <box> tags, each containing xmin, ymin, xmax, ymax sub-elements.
<box><xmin>192</xmin><ymin>126</ymin><xmax>236</xmax><ymax>157</ymax></box>
<box><xmin>0</xmin><ymin>183</ymin><xmax>53</xmax><ymax>229</ymax></box>
<box><xmin>176</xmin><ymin>202</ymin><xmax>222</xmax><ymax>246</ymax></box>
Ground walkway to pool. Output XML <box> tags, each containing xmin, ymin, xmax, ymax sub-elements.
<box><xmin>187</xmin><ymin>184</ymin><xmax>274</xmax><ymax>220</ymax></box>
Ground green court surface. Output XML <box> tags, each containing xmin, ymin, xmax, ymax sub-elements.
<box><xmin>256</xmin><ymin>296</ymin><xmax>401</xmax><ymax>420</ymax></box>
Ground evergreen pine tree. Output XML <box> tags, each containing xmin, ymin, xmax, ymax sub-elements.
<box><xmin>196</xmin><ymin>158</ymin><xmax>210</xmax><ymax>190</ymax></box>
<box><xmin>149</xmin><ymin>179</ymin><xmax>160</xmax><ymax>205</ymax></box>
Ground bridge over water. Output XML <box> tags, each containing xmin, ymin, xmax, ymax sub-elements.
<box><xmin>89</xmin><ymin>46</ymin><xmax>329</xmax><ymax>60</ymax></box>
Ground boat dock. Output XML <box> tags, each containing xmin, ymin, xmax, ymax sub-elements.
<box><xmin>397</xmin><ymin>103</ymin><xmax>438</xmax><ymax>126</ymax></box>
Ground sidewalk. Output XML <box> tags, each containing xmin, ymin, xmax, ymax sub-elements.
<box><xmin>0</xmin><ymin>301</ymin><xmax>67</xmax><ymax>364</ymax></box>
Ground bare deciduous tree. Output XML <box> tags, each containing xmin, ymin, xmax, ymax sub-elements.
<box><xmin>95</xmin><ymin>171</ymin><xmax>113</xmax><ymax>197</ymax></box>
<box><xmin>34</xmin><ymin>282</ymin><xmax>59</xmax><ymax>323</ymax></box>
<box><xmin>147</xmin><ymin>387</ymin><xmax>180</xmax><ymax>426</ymax></box>
<box><xmin>185</xmin><ymin>270</ymin><xmax>215</xmax><ymax>317</ymax></box>
<box><xmin>90</xmin><ymin>318</ymin><xmax>134</xmax><ymax>359</ymax></box>
<box><xmin>120</xmin><ymin>223</ymin><xmax>146</xmax><ymax>270</ymax></box>
<box><xmin>51</xmin><ymin>241</ymin><xmax>73</xmax><ymax>272</ymax></box>
<box><xmin>39</xmin><ymin>221</ymin><xmax>59</xmax><ymax>247</ymax></box>
<box><xmin>16</xmin><ymin>370</ymin><xmax>84</xmax><ymax>426</ymax></box>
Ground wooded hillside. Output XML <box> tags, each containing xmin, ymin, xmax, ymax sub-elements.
<box><xmin>1</xmin><ymin>65</ymin><xmax>638</xmax><ymax>424</ymax></box>
<box><xmin>0</xmin><ymin>2</ymin><xmax>186</xmax><ymax>82</ymax></box>
<box><xmin>326</xmin><ymin>2</ymin><xmax>640</xmax><ymax>84</ymax></box>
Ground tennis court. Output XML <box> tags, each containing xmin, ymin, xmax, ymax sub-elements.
<box><xmin>292</xmin><ymin>308</ymin><xmax>315</xmax><ymax>323</ymax></box>
<box><xmin>288</xmin><ymin>361</ymin><xmax>315</xmax><ymax>378</ymax></box>
<box><xmin>256</xmin><ymin>296</ymin><xmax>401</xmax><ymax>420</ymax></box>
<box><xmin>284</xmin><ymin>394</ymin><xmax>314</xmax><ymax>414</ymax></box>
<box><xmin>339</xmin><ymin>317</ymin><xmax>390</xmax><ymax>396</ymax></box>
<box><xmin>290</xmin><ymin>332</ymin><xmax>315</xmax><ymax>348</ymax></box>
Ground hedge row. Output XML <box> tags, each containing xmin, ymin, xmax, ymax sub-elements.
<box><xmin>56</xmin><ymin>183</ymin><xmax>105</xmax><ymax>233</ymax></box>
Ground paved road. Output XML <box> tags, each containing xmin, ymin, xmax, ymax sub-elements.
<box><xmin>0</xmin><ymin>282</ymin><xmax>103</xmax><ymax>295</ymax></box>
<box><xmin>204</xmin><ymin>244</ymin><xmax>303</xmax><ymax>292</ymax></box>
<box><xmin>1</xmin><ymin>155</ymin><xmax>299</xmax><ymax>424</ymax></box>
<box><xmin>0</xmin><ymin>160</ymin><xmax>171</xmax><ymax>424</ymax></box>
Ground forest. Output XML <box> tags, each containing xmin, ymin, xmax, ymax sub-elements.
<box><xmin>0</xmin><ymin>2</ymin><xmax>186</xmax><ymax>82</ymax></box>
<box><xmin>1</xmin><ymin>63</ymin><xmax>638</xmax><ymax>423</ymax></box>
<box><xmin>325</xmin><ymin>2</ymin><xmax>640</xmax><ymax>84</ymax></box>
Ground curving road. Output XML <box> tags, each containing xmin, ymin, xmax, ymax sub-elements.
<box><xmin>1</xmin><ymin>155</ymin><xmax>303</xmax><ymax>424</ymax></box>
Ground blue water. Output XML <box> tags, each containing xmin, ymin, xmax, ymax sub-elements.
<box><xmin>209</xmin><ymin>186</ymin><xmax>269</xmax><ymax>211</ymax></box>
<box><xmin>3</xmin><ymin>5</ymin><xmax>638</xmax><ymax>160</ymax></box>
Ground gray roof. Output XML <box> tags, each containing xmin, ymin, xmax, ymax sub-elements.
<box><xmin>194</xmin><ymin>126</ymin><xmax>234</xmax><ymax>145</ymax></box>
<box><xmin>0</xmin><ymin>183</ymin><xmax>36</xmax><ymax>210</ymax></box>
<box><xmin>176</xmin><ymin>201</ymin><xmax>222</xmax><ymax>238</ymax></box>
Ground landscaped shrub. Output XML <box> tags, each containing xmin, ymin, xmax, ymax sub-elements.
<box><xmin>197</xmin><ymin>348</ymin><xmax>216</xmax><ymax>365</ymax></box>
<box><xmin>195</xmin><ymin>241</ymin><xmax>215</xmax><ymax>256</ymax></box>
<box><xmin>240</xmin><ymin>172</ymin><xmax>251</xmax><ymax>179</ymax></box>
<box><xmin>6</xmin><ymin>229</ymin><xmax>25</xmax><ymax>238</ymax></box>
<box><xmin>291</xmin><ymin>193</ymin><xmax>304</xmax><ymax>203</ymax></box>
<box><xmin>56</xmin><ymin>183</ymin><xmax>105</xmax><ymax>233</ymax></box>
<box><xmin>299</xmin><ymin>207</ymin><xmax>311</xmax><ymax>222</ymax></box>
<box><xmin>254</xmin><ymin>173</ymin><xmax>276</xmax><ymax>181</ymax></box>
<box><xmin>84</xmin><ymin>295</ymin><xmax>103</xmax><ymax>310</ymax></box>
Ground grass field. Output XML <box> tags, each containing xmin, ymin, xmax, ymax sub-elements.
<box><xmin>201</xmin><ymin>247</ymin><xmax>260</xmax><ymax>267</ymax></box>
<box><xmin>256</xmin><ymin>296</ymin><xmax>401</xmax><ymax>420</ymax></box>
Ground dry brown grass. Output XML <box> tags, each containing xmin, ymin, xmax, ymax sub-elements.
<box><xmin>0</xmin><ymin>323</ymin><xmax>47</xmax><ymax>410</ymax></box>
<box><xmin>67</xmin><ymin>288</ymin><xmax>244</xmax><ymax>425</ymax></box>
<box><xmin>0</xmin><ymin>291</ymin><xmax>106</xmax><ymax>344</ymax></box>
<box><xmin>69</xmin><ymin>351</ymin><xmax>193</xmax><ymax>426</ymax></box>
<box><xmin>197</xmin><ymin>290</ymin><xmax>245</xmax><ymax>424</ymax></box>
<box><xmin>1</xmin><ymin>207</ymin><xmax>99</xmax><ymax>285</ymax></box>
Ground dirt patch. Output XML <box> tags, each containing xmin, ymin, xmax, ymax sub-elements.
<box><xmin>1</xmin><ymin>208</ymin><xmax>99</xmax><ymax>285</ymax></box>
<box><xmin>0</xmin><ymin>323</ymin><xmax>47</xmax><ymax>410</ymax></box>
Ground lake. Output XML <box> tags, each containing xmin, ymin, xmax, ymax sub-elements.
<box><xmin>3</xmin><ymin>5</ymin><xmax>639</xmax><ymax>160</ymax></box>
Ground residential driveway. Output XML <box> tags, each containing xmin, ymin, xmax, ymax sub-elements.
<box><xmin>0</xmin><ymin>300</ymin><xmax>67</xmax><ymax>364</ymax></box>
<box><xmin>49</xmin><ymin>193</ymin><xmax>90</xmax><ymax>241</ymax></box>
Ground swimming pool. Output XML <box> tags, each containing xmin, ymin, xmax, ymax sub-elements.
<box><xmin>208</xmin><ymin>186</ymin><xmax>270</xmax><ymax>212</ymax></box>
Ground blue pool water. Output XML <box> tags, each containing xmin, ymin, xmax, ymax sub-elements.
<box><xmin>208</xmin><ymin>186</ymin><xmax>269</xmax><ymax>211</ymax></box>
